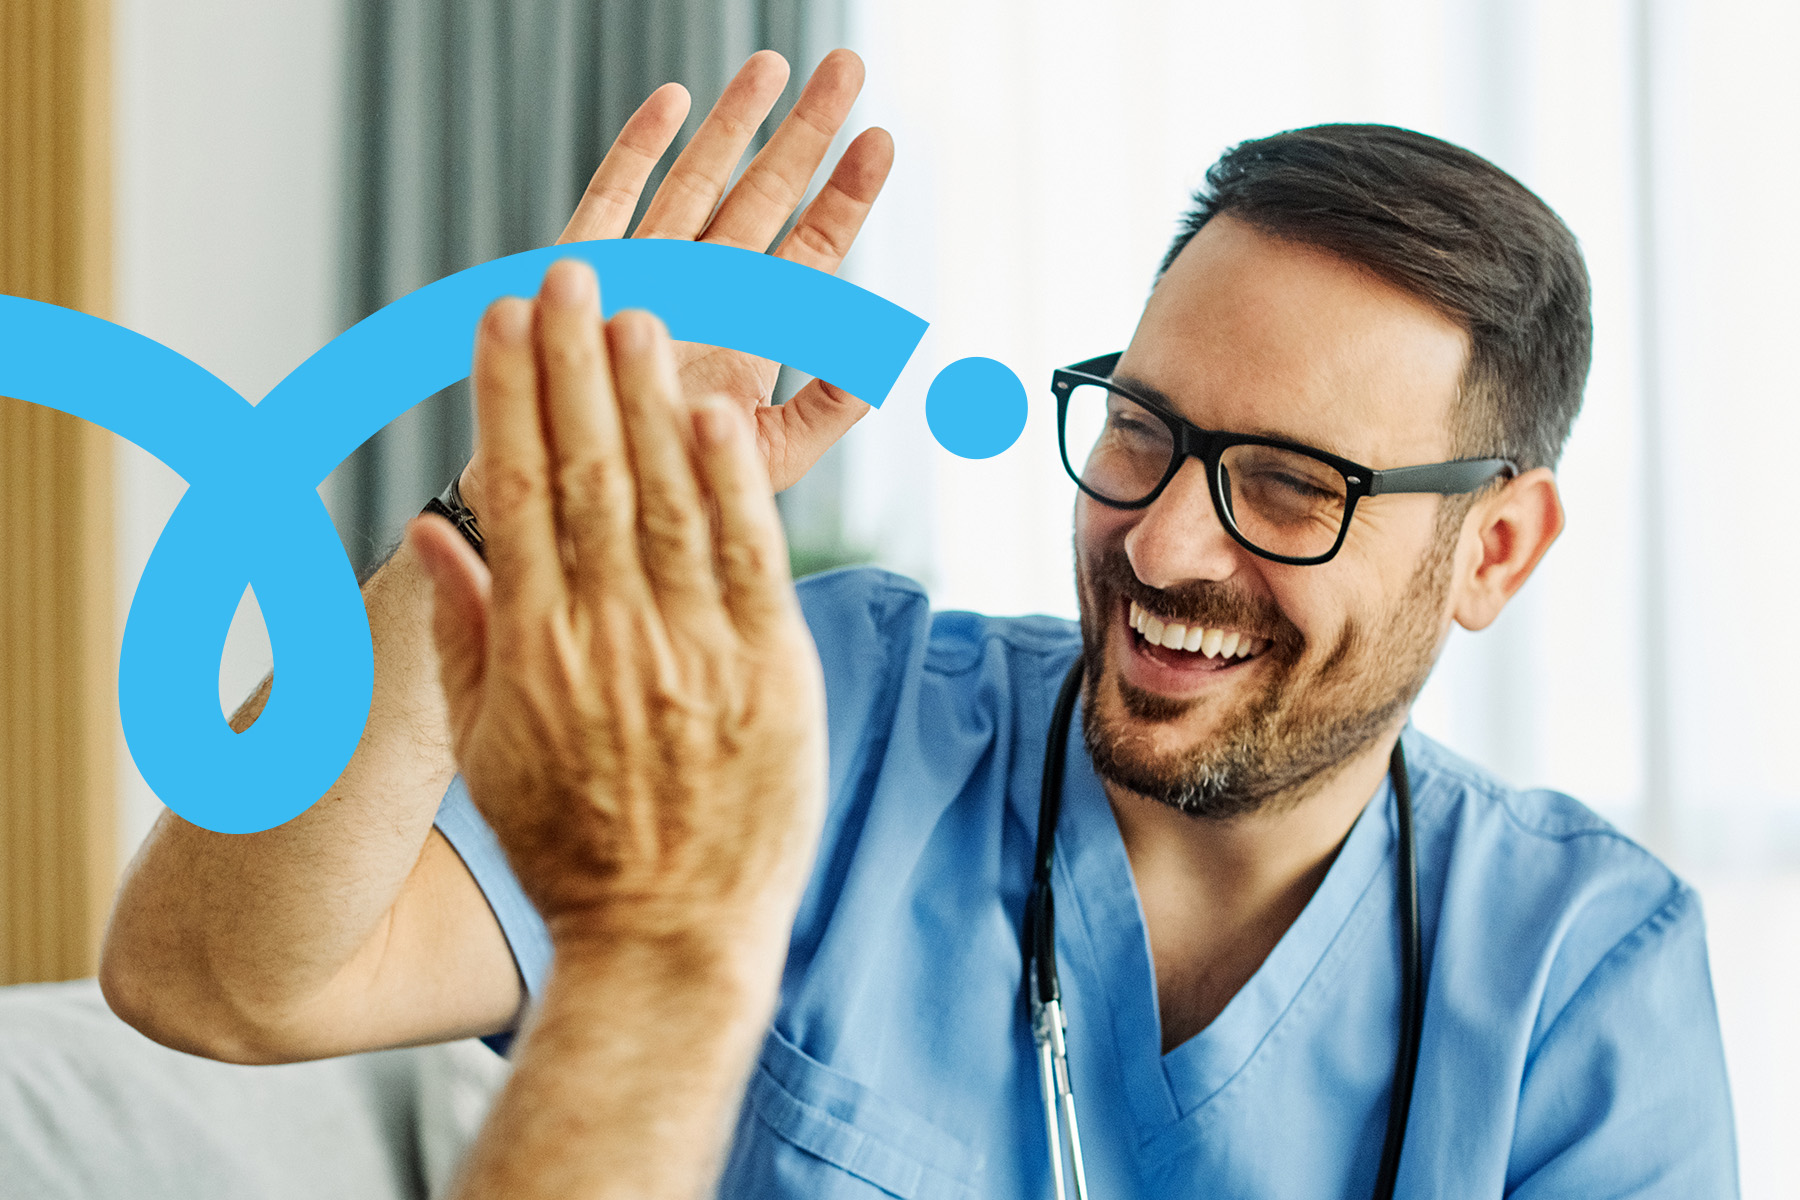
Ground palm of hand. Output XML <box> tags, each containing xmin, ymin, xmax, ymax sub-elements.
<box><xmin>672</xmin><ymin>342</ymin><xmax>822</xmax><ymax>492</ymax></box>
<box><xmin>460</xmin><ymin>51</ymin><xmax>889</xmax><ymax>507</ymax></box>
<box><xmin>673</xmin><ymin>341</ymin><xmax>778</xmax><ymax>418</ymax></box>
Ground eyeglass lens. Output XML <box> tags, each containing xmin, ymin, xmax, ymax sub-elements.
<box><xmin>1061</xmin><ymin>383</ymin><xmax>1350</xmax><ymax>560</ymax></box>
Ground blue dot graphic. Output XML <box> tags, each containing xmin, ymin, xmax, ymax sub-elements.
<box><xmin>1</xmin><ymin>239</ymin><xmax>1032</xmax><ymax>832</ymax></box>
<box><xmin>926</xmin><ymin>356</ymin><xmax>1028</xmax><ymax>459</ymax></box>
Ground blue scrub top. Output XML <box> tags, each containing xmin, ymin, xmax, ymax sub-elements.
<box><xmin>435</xmin><ymin>567</ymin><xmax>1737</xmax><ymax>1198</ymax></box>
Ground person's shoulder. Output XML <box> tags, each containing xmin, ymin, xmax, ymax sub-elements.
<box><xmin>1407</xmin><ymin>740</ymin><xmax>1735</xmax><ymax>1192</ymax></box>
<box><xmin>796</xmin><ymin>565</ymin><xmax>1079</xmax><ymax>672</ymax></box>
<box><xmin>921</xmin><ymin>602</ymin><xmax>1079</xmax><ymax>676</ymax></box>
<box><xmin>1407</xmin><ymin>731</ymin><xmax>1648</xmax><ymax>847</ymax></box>
<box><xmin>796</xmin><ymin>564</ymin><xmax>931</xmax><ymax>624</ymax></box>
<box><xmin>793</xmin><ymin>567</ymin><xmax>933</xmax><ymax>688</ymax></box>
<box><xmin>1409</xmin><ymin>729</ymin><xmax>1682</xmax><ymax>898</ymax></box>
<box><xmin>1405</xmin><ymin>731</ymin><xmax>1703</xmax><ymax>1033</ymax></box>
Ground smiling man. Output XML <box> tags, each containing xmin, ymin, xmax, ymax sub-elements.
<box><xmin>101</xmin><ymin>53</ymin><xmax>1736</xmax><ymax>1200</ymax></box>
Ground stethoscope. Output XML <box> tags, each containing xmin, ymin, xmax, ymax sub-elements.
<box><xmin>1023</xmin><ymin>657</ymin><xmax>1425</xmax><ymax>1200</ymax></box>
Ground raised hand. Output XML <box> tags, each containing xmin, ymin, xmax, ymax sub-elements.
<box><xmin>461</xmin><ymin>49</ymin><xmax>892</xmax><ymax>505</ymax></box>
<box><xmin>412</xmin><ymin>263</ymin><xmax>831</xmax><ymax>1199</ymax></box>
<box><xmin>410</xmin><ymin>258</ymin><xmax>828</xmax><ymax>954</ymax></box>
<box><xmin>96</xmin><ymin>60</ymin><xmax>872</xmax><ymax>1081</ymax></box>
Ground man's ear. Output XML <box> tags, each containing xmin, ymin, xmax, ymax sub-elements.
<box><xmin>1452</xmin><ymin>467</ymin><xmax>1564</xmax><ymax>632</ymax></box>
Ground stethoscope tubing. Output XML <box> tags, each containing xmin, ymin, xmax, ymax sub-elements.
<box><xmin>1024</xmin><ymin>656</ymin><xmax>1424</xmax><ymax>1200</ymax></box>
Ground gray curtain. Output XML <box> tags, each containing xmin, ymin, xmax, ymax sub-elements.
<box><xmin>328</xmin><ymin>0</ymin><xmax>846</xmax><ymax>575</ymax></box>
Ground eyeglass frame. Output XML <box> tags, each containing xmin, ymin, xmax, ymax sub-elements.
<box><xmin>1053</xmin><ymin>351</ymin><xmax>1519</xmax><ymax>566</ymax></box>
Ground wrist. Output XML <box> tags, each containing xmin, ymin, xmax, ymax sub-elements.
<box><xmin>464</xmin><ymin>917</ymin><xmax>780</xmax><ymax>1200</ymax></box>
<box><xmin>546</xmin><ymin>911</ymin><xmax>790</xmax><ymax>1001</ymax></box>
<box><xmin>530</xmin><ymin>924</ymin><xmax>786</xmax><ymax>1074</ymax></box>
<box><xmin>454</xmin><ymin>458</ymin><xmax>485</xmax><ymax>515</ymax></box>
<box><xmin>422</xmin><ymin>463</ymin><xmax>486</xmax><ymax>559</ymax></box>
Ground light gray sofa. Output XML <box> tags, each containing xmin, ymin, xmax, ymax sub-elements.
<box><xmin>0</xmin><ymin>979</ymin><xmax>508</xmax><ymax>1200</ymax></box>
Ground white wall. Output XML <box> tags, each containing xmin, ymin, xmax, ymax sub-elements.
<box><xmin>112</xmin><ymin>0</ymin><xmax>346</xmax><ymax>869</ymax></box>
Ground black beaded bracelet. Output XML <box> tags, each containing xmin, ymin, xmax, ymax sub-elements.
<box><xmin>421</xmin><ymin>471</ymin><xmax>486</xmax><ymax>560</ymax></box>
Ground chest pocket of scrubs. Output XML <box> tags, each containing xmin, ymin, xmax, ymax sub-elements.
<box><xmin>719</xmin><ymin>1027</ymin><xmax>984</xmax><ymax>1200</ymax></box>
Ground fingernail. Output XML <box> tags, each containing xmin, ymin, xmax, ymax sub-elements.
<box><xmin>543</xmin><ymin>259</ymin><xmax>595</xmax><ymax>306</ymax></box>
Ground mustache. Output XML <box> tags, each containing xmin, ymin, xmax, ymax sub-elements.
<box><xmin>1088</xmin><ymin>547</ymin><xmax>1302</xmax><ymax>652</ymax></box>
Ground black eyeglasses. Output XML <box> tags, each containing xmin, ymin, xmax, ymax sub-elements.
<box><xmin>1054</xmin><ymin>352</ymin><xmax>1517</xmax><ymax>566</ymax></box>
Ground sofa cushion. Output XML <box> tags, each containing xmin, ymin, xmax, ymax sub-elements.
<box><xmin>0</xmin><ymin>979</ymin><xmax>508</xmax><ymax>1200</ymax></box>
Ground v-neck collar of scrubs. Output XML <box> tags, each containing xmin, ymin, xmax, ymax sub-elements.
<box><xmin>1046</xmin><ymin>698</ymin><xmax>1400</xmax><ymax>1135</ymax></box>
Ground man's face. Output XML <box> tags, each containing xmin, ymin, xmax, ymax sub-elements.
<box><xmin>1074</xmin><ymin>215</ymin><xmax>1472</xmax><ymax>817</ymax></box>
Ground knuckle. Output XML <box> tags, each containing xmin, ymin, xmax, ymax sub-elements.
<box><xmin>740</xmin><ymin>165</ymin><xmax>800</xmax><ymax>214</ymax></box>
<box><xmin>585</xmin><ymin>171</ymin><xmax>644</xmax><ymax>209</ymax></box>
<box><xmin>719</xmin><ymin>534</ymin><xmax>776</xmax><ymax>581</ymax></box>
<box><xmin>668</xmin><ymin>166</ymin><xmax>724</xmax><ymax>207</ymax></box>
<box><xmin>788</xmin><ymin>219</ymin><xmax>849</xmax><ymax>264</ymax></box>
<box><xmin>640</xmin><ymin>496</ymin><xmax>708</xmax><ymax>558</ymax></box>
<box><xmin>788</xmin><ymin>103</ymin><xmax>836</xmax><ymax>145</ymax></box>
<box><xmin>560</xmin><ymin>455</ymin><xmax>634</xmax><ymax>516</ymax></box>
<box><xmin>483</xmin><ymin>462</ymin><xmax>546</xmax><ymax>516</ymax></box>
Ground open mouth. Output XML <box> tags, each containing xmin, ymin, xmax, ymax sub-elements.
<box><xmin>1124</xmin><ymin>598</ymin><xmax>1270</xmax><ymax>673</ymax></box>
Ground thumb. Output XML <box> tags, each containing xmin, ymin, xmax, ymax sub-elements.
<box><xmin>756</xmin><ymin>378</ymin><xmax>871</xmax><ymax>491</ymax></box>
<box><xmin>405</xmin><ymin>516</ymin><xmax>491</xmax><ymax>747</ymax></box>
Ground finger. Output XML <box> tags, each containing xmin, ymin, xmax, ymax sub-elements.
<box><xmin>772</xmin><ymin>126</ymin><xmax>893</xmax><ymax>273</ymax></box>
<box><xmin>756</xmin><ymin>377</ymin><xmax>872</xmax><ymax>492</ymax></box>
<box><xmin>693</xmin><ymin>399</ymin><xmax>795</xmax><ymax>636</ymax></box>
<box><xmin>534</xmin><ymin>260</ymin><xmax>641</xmax><ymax>594</ymax></box>
<box><xmin>472</xmin><ymin>298</ymin><xmax>564</xmax><ymax>618</ymax></box>
<box><xmin>632</xmin><ymin>50</ymin><xmax>790</xmax><ymax>240</ymax></box>
<box><xmin>407</xmin><ymin>514</ymin><xmax>491</xmax><ymax>745</ymax></box>
<box><xmin>607</xmin><ymin>311</ymin><xmax>720</xmax><ymax>616</ymax></box>
<box><xmin>699</xmin><ymin>48</ymin><xmax>865</xmax><ymax>252</ymax></box>
<box><xmin>556</xmin><ymin>83</ymin><xmax>692</xmax><ymax>245</ymax></box>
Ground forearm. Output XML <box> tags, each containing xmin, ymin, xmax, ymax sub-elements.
<box><xmin>101</xmin><ymin>537</ymin><xmax>465</xmax><ymax>1058</ymax></box>
<box><xmin>452</xmin><ymin>932</ymin><xmax>781</xmax><ymax>1200</ymax></box>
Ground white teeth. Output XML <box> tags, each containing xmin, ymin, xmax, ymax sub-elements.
<box><xmin>1130</xmin><ymin>600</ymin><xmax>1262</xmax><ymax>662</ymax></box>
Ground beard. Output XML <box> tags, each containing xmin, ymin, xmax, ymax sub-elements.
<box><xmin>1076</xmin><ymin>534</ymin><xmax>1453</xmax><ymax>820</ymax></box>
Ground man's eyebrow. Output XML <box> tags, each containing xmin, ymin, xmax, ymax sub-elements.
<box><xmin>1109</xmin><ymin>371</ymin><xmax>1177</xmax><ymax>411</ymax></box>
<box><xmin>1110</xmin><ymin>370</ymin><xmax>1355</xmax><ymax>458</ymax></box>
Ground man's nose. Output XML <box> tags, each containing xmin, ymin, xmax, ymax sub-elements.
<box><xmin>1123</xmin><ymin>457</ymin><xmax>1245</xmax><ymax>590</ymax></box>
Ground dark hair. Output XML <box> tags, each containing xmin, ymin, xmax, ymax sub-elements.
<box><xmin>1159</xmin><ymin>124</ymin><xmax>1591</xmax><ymax>473</ymax></box>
